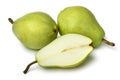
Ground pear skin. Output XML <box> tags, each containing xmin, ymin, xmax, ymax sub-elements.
<box><xmin>58</xmin><ymin>6</ymin><xmax>114</xmax><ymax>47</ymax></box>
<box><xmin>9</xmin><ymin>12</ymin><xmax>58</xmax><ymax>50</ymax></box>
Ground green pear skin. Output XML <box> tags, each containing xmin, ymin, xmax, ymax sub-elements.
<box><xmin>58</xmin><ymin>6</ymin><xmax>106</xmax><ymax>47</ymax></box>
<box><xmin>9</xmin><ymin>12</ymin><xmax>58</xmax><ymax>49</ymax></box>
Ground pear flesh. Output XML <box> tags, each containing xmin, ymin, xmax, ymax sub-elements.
<box><xmin>9</xmin><ymin>12</ymin><xmax>58</xmax><ymax>50</ymax></box>
<box><xmin>36</xmin><ymin>34</ymin><xmax>93</xmax><ymax>68</ymax></box>
<box><xmin>58</xmin><ymin>6</ymin><xmax>114</xmax><ymax>47</ymax></box>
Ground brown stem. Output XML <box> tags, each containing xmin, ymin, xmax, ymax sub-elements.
<box><xmin>89</xmin><ymin>42</ymin><xmax>94</xmax><ymax>48</ymax></box>
<box><xmin>102</xmin><ymin>38</ymin><xmax>115</xmax><ymax>46</ymax></box>
<box><xmin>8</xmin><ymin>18</ymin><xmax>14</xmax><ymax>24</ymax></box>
<box><xmin>23</xmin><ymin>60</ymin><xmax>37</xmax><ymax>74</ymax></box>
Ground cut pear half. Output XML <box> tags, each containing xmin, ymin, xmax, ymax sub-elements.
<box><xmin>23</xmin><ymin>34</ymin><xmax>93</xmax><ymax>74</ymax></box>
<box><xmin>36</xmin><ymin>34</ymin><xmax>93</xmax><ymax>68</ymax></box>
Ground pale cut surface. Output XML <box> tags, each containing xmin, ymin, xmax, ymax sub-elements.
<box><xmin>36</xmin><ymin>34</ymin><xmax>93</xmax><ymax>68</ymax></box>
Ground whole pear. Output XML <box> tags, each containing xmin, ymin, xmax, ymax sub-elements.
<box><xmin>58</xmin><ymin>6</ymin><xmax>114</xmax><ymax>47</ymax></box>
<box><xmin>8</xmin><ymin>12</ymin><xmax>58</xmax><ymax>50</ymax></box>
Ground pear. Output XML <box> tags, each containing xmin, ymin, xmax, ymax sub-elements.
<box><xmin>23</xmin><ymin>34</ymin><xmax>93</xmax><ymax>74</ymax></box>
<box><xmin>57</xmin><ymin>6</ymin><xmax>115</xmax><ymax>47</ymax></box>
<box><xmin>8</xmin><ymin>12</ymin><xmax>58</xmax><ymax>50</ymax></box>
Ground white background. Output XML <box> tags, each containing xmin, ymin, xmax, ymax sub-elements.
<box><xmin>0</xmin><ymin>0</ymin><xmax>120</xmax><ymax>80</ymax></box>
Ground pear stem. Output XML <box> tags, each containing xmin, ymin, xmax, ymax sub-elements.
<box><xmin>23</xmin><ymin>60</ymin><xmax>37</xmax><ymax>74</ymax></box>
<box><xmin>8</xmin><ymin>18</ymin><xmax>14</xmax><ymax>24</ymax></box>
<box><xmin>89</xmin><ymin>42</ymin><xmax>94</xmax><ymax>48</ymax></box>
<box><xmin>102</xmin><ymin>38</ymin><xmax>115</xmax><ymax>46</ymax></box>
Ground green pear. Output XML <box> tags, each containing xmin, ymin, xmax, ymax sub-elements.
<box><xmin>8</xmin><ymin>12</ymin><xmax>58</xmax><ymax>50</ymax></box>
<box><xmin>23</xmin><ymin>34</ymin><xmax>93</xmax><ymax>74</ymax></box>
<box><xmin>58</xmin><ymin>6</ymin><xmax>115</xmax><ymax>47</ymax></box>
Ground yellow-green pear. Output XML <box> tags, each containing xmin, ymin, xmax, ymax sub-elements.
<box><xmin>8</xmin><ymin>12</ymin><xmax>58</xmax><ymax>50</ymax></box>
<box><xmin>23</xmin><ymin>34</ymin><xmax>93</xmax><ymax>74</ymax></box>
<box><xmin>58</xmin><ymin>6</ymin><xmax>115</xmax><ymax>47</ymax></box>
